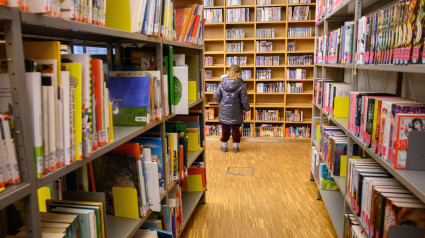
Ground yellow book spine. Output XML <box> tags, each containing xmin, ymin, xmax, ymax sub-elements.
<box><xmin>64</xmin><ymin>63</ymin><xmax>83</xmax><ymax>160</ymax></box>
<box><xmin>371</xmin><ymin>100</ymin><xmax>379</xmax><ymax>145</ymax></box>
<box><xmin>109</xmin><ymin>101</ymin><xmax>113</xmax><ymax>142</ymax></box>
<box><xmin>169</xmin><ymin>134</ymin><xmax>174</xmax><ymax>181</ymax></box>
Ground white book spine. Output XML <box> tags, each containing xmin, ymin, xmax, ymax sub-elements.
<box><xmin>104</xmin><ymin>87</ymin><xmax>109</xmax><ymax>143</ymax></box>
<box><xmin>28</xmin><ymin>0</ymin><xmax>48</xmax><ymax>13</ymax></box>
<box><xmin>47</xmin><ymin>79</ymin><xmax>56</xmax><ymax>171</ymax></box>
<box><xmin>0</xmin><ymin>117</ymin><xmax>17</xmax><ymax>184</ymax></box>
<box><xmin>25</xmin><ymin>72</ymin><xmax>44</xmax><ymax>177</ymax></box>
<box><xmin>144</xmin><ymin>161</ymin><xmax>161</xmax><ymax>212</ymax></box>
<box><xmin>61</xmin><ymin>71</ymin><xmax>72</xmax><ymax>165</ymax></box>
<box><xmin>2</xmin><ymin>117</ymin><xmax>19</xmax><ymax>183</ymax></box>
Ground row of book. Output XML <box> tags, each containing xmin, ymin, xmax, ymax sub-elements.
<box><xmin>256</xmin><ymin>7</ymin><xmax>282</xmax><ymax>22</ymax></box>
<box><xmin>255</xmin><ymin>109</ymin><xmax>281</xmax><ymax>121</ymax></box>
<box><xmin>257</xmin><ymin>28</ymin><xmax>275</xmax><ymax>38</ymax></box>
<box><xmin>286</xmin><ymin>82</ymin><xmax>304</xmax><ymax>93</ymax></box>
<box><xmin>288</xmin><ymin>6</ymin><xmax>312</xmax><ymax>21</ymax></box>
<box><xmin>287</xmin><ymin>68</ymin><xmax>307</xmax><ymax>79</ymax></box>
<box><xmin>256</xmin><ymin>56</ymin><xmax>280</xmax><ymax>66</ymax></box>
<box><xmin>0</xmin><ymin>0</ymin><xmax>106</xmax><ymax>26</ymax></box>
<box><xmin>205</xmin><ymin>124</ymin><xmax>221</xmax><ymax>136</ymax></box>
<box><xmin>316</xmin><ymin>0</ymin><xmax>346</xmax><ymax>21</ymax></box>
<box><xmin>226</xmin><ymin>42</ymin><xmax>244</xmax><ymax>52</ymax></box>
<box><xmin>355</xmin><ymin>0</ymin><xmax>425</xmax><ymax>65</ymax></box>
<box><xmin>205</xmin><ymin>83</ymin><xmax>218</xmax><ymax>93</ymax></box>
<box><xmin>285</xmin><ymin>109</ymin><xmax>304</xmax><ymax>122</ymax></box>
<box><xmin>226</xmin><ymin>56</ymin><xmax>247</xmax><ymax>66</ymax></box>
<box><xmin>227</xmin><ymin>28</ymin><xmax>246</xmax><ymax>39</ymax></box>
<box><xmin>243</xmin><ymin>110</ymin><xmax>251</xmax><ymax>121</ymax></box>
<box><xmin>205</xmin><ymin>70</ymin><xmax>213</xmax><ymax>79</ymax></box>
<box><xmin>287</xmin><ymin>55</ymin><xmax>313</xmax><ymax>65</ymax></box>
<box><xmin>256</xmin><ymin>124</ymin><xmax>282</xmax><ymax>137</ymax></box>
<box><xmin>288</xmin><ymin>0</ymin><xmax>312</xmax><ymax>3</ymax></box>
<box><xmin>0</xmin><ymin>115</ymin><xmax>20</xmax><ymax>192</ymax></box>
<box><xmin>7</xmin><ymin>43</ymin><xmax>116</xmax><ymax>178</ymax></box>
<box><xmin>225</xmin><ymin>8</ymin><xmax>250</xmax><ymax>23</ymax></box>
<box><xmin>242</xmin><ymin>123</ymin><xmax>254</xmax><ymax>137</ymax></box>
<box><xmin>257</xmin><ymin>0</ymin><xmax>271</xmax><ymax>5</ymax></box>
<box><xmin>205</xmin><ymin>0</ymin><xmax>214</xmax><ymax>7</ymax></box>
<box><xmin>313</xmin><ymin>78</ymin><xmax>351</xmax><ymax>115</ymax></box>
<box><xmin>206</xmin><ymin>108</ymin><xmax>215</xmax><ymax>120</ymax></box>
<box><xmin>226</xmin><ymin>0</ymin><xmax>241</xmax><ymax>6</ymax></box>
<box><xmin>348</xmin><ymin>92</ymin><xmax>425</xmax><ymax>170</ymax></box>
<box><xmin>288</xmin><ymin>27</ymin><xmax>313</xmax><ymax>38</ymax></box>
<box><xmin>347</xmin><ymin>158</ymin><xmax>425</xmax><ymax>238</ymax></box>
<box><xmin>1</xmin><ymin>1</ymin><xmax>205</xmax><ymax>45</ymax></box>
<box><xmin>286</xmin><ymin>126</ymin><xmax>310</xmax><ymax>138</ymax></box>
<box><xmin>311</xmin><ymin>151</ymin><xmax>339</xmax><ymax>190</ymax></box>
<box><xmin>241</xmin><ymin>70</ymin><xmax>252</xmax><ymax>79</ymax></box>
<box><xmin>343</xmin><ymin>214</ymin><xmax>368</xmax><ymax>238</ymax></box>
<box><xmin>205</xmin><ymin>56</ymin><xmax>213</xmax><ymax>66</ymax></box>
<box><xmin>256</xmin><ymin>69</ymin><xmax>272</xmax><ymax>79</ymax></box>
<box><xmin>204</xmin><ymin>9</ymin><xmax>222</xmax><ymax>23</ymax></box>
<box><xmin>257</xmin><ymin>41</ymin><xmax>273</xmax><ymax>52</ymax></box>
<box><xmin>288</xmin><ymin>42</ymin><xmax>296</xmax><ymax>51</ymax></box>
<box><xmin>256</xmin><ymin>82</ymin><xmax>285</xmax><ymax>93</ymax></box>
<box><xmin>314</xmin><ymin>21</ymin><xmax>355</xmax><ymax>64</ymax></box>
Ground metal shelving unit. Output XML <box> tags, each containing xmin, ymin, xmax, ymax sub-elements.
<box><xmin>312</xmin><ymin>0</ymin><xmax>425</xmax><ymax>237</ymax></box>
<box><xmin>0</xmin><ymin>6</ymin><xmax>206</xmax><ymax>238</ymax></box>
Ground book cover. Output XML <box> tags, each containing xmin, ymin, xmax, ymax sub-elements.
<box><xmin>108</xmin><ymin>76</ymin><xmax>151</xmax><ymax>126</ymax></box>
<box><xmin>173</xmin><ymin>66</ymin><xmax>189</xmax><ymax>115</ymax></box>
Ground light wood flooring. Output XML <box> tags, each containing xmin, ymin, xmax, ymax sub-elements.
<box><xmin>181</xmin><ymin>141</ymin><xmax>338</xmax><ymax>238</ymax></box>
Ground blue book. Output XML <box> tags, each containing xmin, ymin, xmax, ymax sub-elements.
<box><xmin>108</xmin><ymin>76</ymin><xmax>151</xmax><ymax>126</ymax></box>
<box><xmin>130</xmin><ymin>137</ymin><xmax>165</xmax><ymax>195</ymax></box>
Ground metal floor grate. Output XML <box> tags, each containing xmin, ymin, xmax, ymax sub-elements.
<box><xmin>225</xmin><ymin>167</ymin><xmax>255</xmax><ymax>176</ymax></box>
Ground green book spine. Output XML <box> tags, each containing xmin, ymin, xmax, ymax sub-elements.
<box><xmin>169</xmin><ymin>46</ymin><xmax>174</xmax><ymax>115</ymax></box>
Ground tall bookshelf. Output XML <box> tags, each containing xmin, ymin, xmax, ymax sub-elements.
<box><xmin>204</xmin><ymin>0</ymin><xmax>315</xmax><ymax>140</ymax></box>
<box><xmin>312</xmin><ymin>0</ymin><xmax>425</xmax><ymax>237</ymax></box>
<box><xmin>0</xmin><ymin>6</ymin><xmax>205</xmax><ymax>238</ymax></box>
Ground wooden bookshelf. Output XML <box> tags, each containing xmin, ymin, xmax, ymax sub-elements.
<box><xmin>204</xmin><ymin>0</ymin><xmax>315</xmax><ymax>139</ymax></box>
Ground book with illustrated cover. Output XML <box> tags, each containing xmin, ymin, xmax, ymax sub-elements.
<box><xmin>392</xmin><ymin>114</ymin><xmax>425</xmax><ymax>169</ymax></box>
<box><xmin>108</xmin><ymin>75</ymin><xmax>152</xmax><ymax>126</ymax></box>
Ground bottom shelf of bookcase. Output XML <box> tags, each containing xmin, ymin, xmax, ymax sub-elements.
<box><xmin>181</xmin><ymin>191</ymin><xmax>204</xmax><ymax>234</ymax></box>
<box><xmin>106</xmin><ymin>211</ymin><xmax>153</xmax><ymax>238</ymax></box>
<box><xmin>318</xmin><ymin>189</ymin><xmax>344</xmax><ymax>238</ymax></box>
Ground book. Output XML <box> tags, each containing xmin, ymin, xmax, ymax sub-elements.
<box><xmin>172</xmin><ymin>66</ymin><xmax>189</xmax><ymax>115</ymax></box>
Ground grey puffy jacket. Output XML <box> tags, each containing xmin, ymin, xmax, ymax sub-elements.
<box><xmin>214</xmin><ymin>75</ymin><xmax>250</xmax><ymax>125</ymax></box>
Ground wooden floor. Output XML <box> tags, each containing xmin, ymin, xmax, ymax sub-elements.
<box><xmin>181</xmin><ymin>141</ymin><xmax>337</xmax><ymax>238</ymax></box>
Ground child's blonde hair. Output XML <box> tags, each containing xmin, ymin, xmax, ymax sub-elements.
<box><xmin>227</xmin><ymin>65</ymin><xmax>242</xmax><ymax>80</ymax></box>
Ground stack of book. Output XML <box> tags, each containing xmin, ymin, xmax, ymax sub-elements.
<box><xmin>257</xmin><ymin>0</ymin><xmax>271</xmax><ymax>5</ymax></box>
<box><xmin>241</xmin><ymin>123</ymin><xmax>254</xmax><ymax>137</ymax></box>
<box><xmin>225</xmin><ymin>8</ymin><xmax>250</xmax><ymax>22</ymax></box>
<box><xmin>256</xmin><ymin>7</ymin><xmax>281</xmax><ymax>22</ymax></box>
<box><xmin>206</xmin><ymin>108</ymin><xmax>215</xmax><ymax>120</ymax></box>
<box><xmin>288</xmin><ymin>6</ymin><xmax>312</xmax><ymax>21</ymax></box>
<box><xmin>289</xmin><ymin>0</ymin><xmax>311</xmax><ymax>3</ymax></box>
<box><xmin>205</xmin><ymin>70</ymin><xmax>213</xmax><ymax>79</ymax></box>
<box><xmin>287</xmin><ymin>55</ymin><xmax>313</xmax><ymax>65</ymax></box>
<box><xmin>288</xmin><ymin>42</ymin><xmax>295</xmax><ymax>51</ymax></box>
<box><xmin>256</xmin><ymin>82</ymin><xmax>284</xmax><ymax>93</ymax></box>
<box><xmin>286</xmin><ymin>82</ymin><xmax>304</xmax><ymax>93</ymax></box>
<box><xmin>226</xmin><ymin>28</ymin><xmax>246</xmax><ymax>39</ymax></box>
<box><xmin>205</xmin><ymin>83</ymin><xmax>218</xmax><ymax>93</ymax></box>
<box><xmin>241</xmin><ymin>70</ymin><xmax>252</xmax><ymax>79</ymax></box>
<box><xmin>256</xmin><ymin>69</ymin><xmax>272</xmax><ymax>79</ymax></box>
<box><xmin>288</xmin><ymin>27</ymin><xmax>313</xmax><ymax>37</ymax></box>
<box><xmin>256</xmin><ymin>41</ymin><xmax>273</xmax><ymax>52</ymax></box>
<box><xmin>286</xmin><ymin>126</ymin><xmax>310</xmax><ymax>138</ymax></box>
<box><xmin>226</xmin><ymin>0</ymin><xmax>241</xmax><ymax>6</ymax></box>
<box><xmin>205</xmin><ymin>56</ymin><xmax>213</xmax><ymax>66</ymax></box>
<box><xmin>226</xmin><ymin>42</ymin><xmax>244</xmax><ymax>52</ymax></box>
<box><xmin>205</xmin><ymin>9</ymin><xmax>223</xmax><ymax>23</ymax></box>
<box><xmin>257</xmin><ymin>28</ymin><xmax>275</xmax><ymax>38</ymax></box>
<box><xmin>285</xmin><ymin>109</ymin><xmax>303</xmax><ymax>122</ymax></box>
<box><xmin>256</xmin><ymin>56</ymin><xmax>279</xmax><ymax>66</ymax></box>
<box><xmin>255</xmin><ymin>124</ymin><xmax>282</xmax><ymax>137</ymax></box>
<box><xmin>255</xmin><ymin>109</ymin><xmax>280</xmax><ymax>121</ymax></box>
<box><xmin>243</xmin><ymin>110</ymin><xmax>251</xmax><ymax>121</ymax></box>
<box><xmin>206</xmin><ymin>124</ymin><xmax>221</xmax><ymax>136</ymax></box>
<box><xmin>226</xmin><ymin>56</ymin><xmax>247</xmax><ymax>66</ymax></box>
<box><xmin>287</xmin><ymin>68</ymin><xmax>306</xmax><ymax>79</ymax></box>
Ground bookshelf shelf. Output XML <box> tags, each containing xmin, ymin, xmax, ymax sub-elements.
<box><xmin>0</xmin><ymin>183</ymin><xmax>32</xmax><ymax>210</ymax></box>
<box><xmin>288</xmin><ymin>3</ymin><xmax>316</xmax><ymax>6</ymax></box>
<box><xmin>189</xmin><ymin>98</ymin><xmax>204</xmax><ymax>109</ymax></box>
<box><xmin>205</xmin><ymin>23</ymin><xmax>225</xmax><ymax>26</ymax></box>
<box><xmin>204</xmin><ymin>0</ymin><xmax>314</xmax><ymax>140</ymax></box>
<box><xmin>204</xmin><ymin>6</ymin><xmax>225</xmax><ymax>8</ymax></box>
<box><xmin>187</xmin><ymin>148</ymin><xmax>205</xmax><ymax>168</ymax></box>
<box><xmin>162</xmin><ymin>39</ymin><xmax>204</xmax><ymax>50</ymax></box>
<box><xmin>344</xmin><ymin>195</ymin><xmax>369</xmax><ymax>237</ymax></box>
<box><xmin>106</xmin><ymin>211</ymin><xmax>153</xmax><ymax>238</ymax></box>
<box><xmin>181</xmin><ymin>191</ymin><xmax>205</xmax><ymax>233</ymax></box>
<box><xmin>255</xmin><ymin>120</ymin><xmax>285</xmax><ymax>123</ymax></box>
<box><xmin>286</xmin><ymin>92</ymin><xmax>313</xmax><ymax>95</ymax></box>
<box><xmin>317</xmin><ymin>189</ymin><xmax>344</xmax><ymax>238</ymax></box>
<box><xmin>20</xmin><ymin>11</ymin><xmax>162</xmax><ymax>43</ymax></box>
<box><xmin>205</xmin><ymin>51</ymin><xmax>225</xmax><ymax>54</ymax></box>
<box><xmin>285</xmin><ymin>121</ymin><xmax>313</xmax><ymax>124</ymax></box>
<box><xmin>287</xmin><ymin>20</ymin><xmax>315</xmax><ymax>23</ymax></box>
<box><xmin>37</xmin><ymin>122</ymin><xmax>163</xmax><ymax>188</ymax></box>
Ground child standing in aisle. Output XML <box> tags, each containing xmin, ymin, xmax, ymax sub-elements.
<box><xmin>214</xmin><ymin>65</ymin><xmax>251</xmax><ymax>153</ymax></box>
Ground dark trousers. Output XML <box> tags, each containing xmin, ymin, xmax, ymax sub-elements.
<box><xmin>220</xmin><ymin>124</ymin><xmax>241</xmax><ymax>143</ymax></box>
